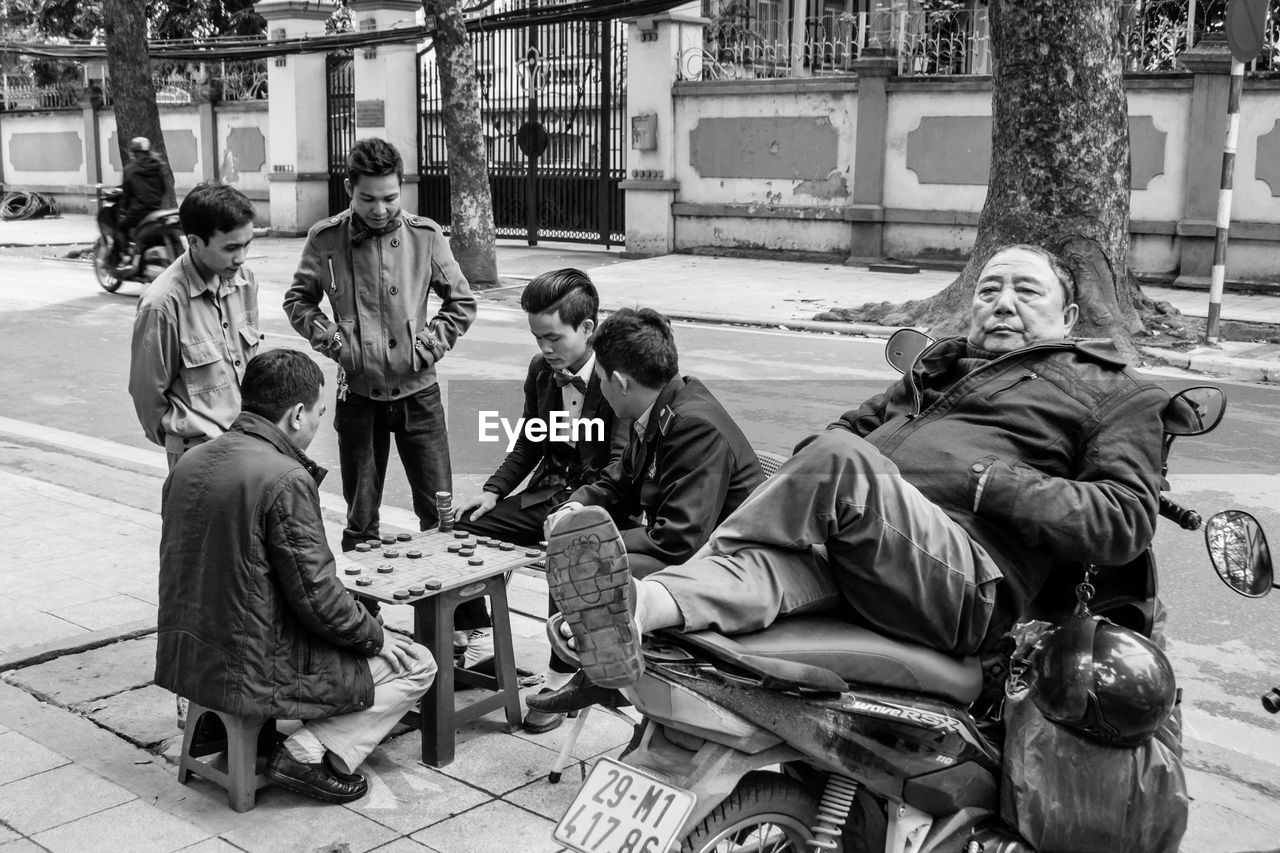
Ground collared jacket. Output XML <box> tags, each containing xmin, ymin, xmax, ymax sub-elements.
<box><xmin>155</xmin><ymin>413</ymin><xmax>385</xmax><ymax>722</ymax></box>
<box><xmin>484</xmin><ymin>354</ymin><xmax>630</xmax><ymax>507</ymax></box>
<box><xmin>283</xmin><ymin>209</ymin><xmax>477</xmax><ymax>401</ymax></box>
<box><xmin>571</xmin><ymin>376</ymin><xmax>764</xmax><ymax>566</ymax></box>
<box><xmin>828</xmin><ymin>337</ymin><xmax>1169</xmax><ymax>626</ymax></box>
<box><xmin>129</xmin><ymin>252</ymin><xmax>263</xmax><ymax>455</ymax></box>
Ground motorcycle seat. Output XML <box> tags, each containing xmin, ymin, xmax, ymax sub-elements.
<box><xmin>137</xmin><ymin>208</ymin><xmax>179</xmax><ymax>227</ymax></box>
<box><xmin>663</xmin><ymin>615</ymin><xmax>984</xmax><ymax>706</ymax></box>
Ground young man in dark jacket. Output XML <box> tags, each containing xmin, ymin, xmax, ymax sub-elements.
<box><xmin>99</xmin><ymin>136</ymin><xmax>170</xmax><ymax>266</ymax></box>
<box><xmin>544</xmin><ymin>246</ymin><xmax>1171</xmax><ymax>689</ymax></box>
<box><xmin>449</xmin><ymin>269</ymin><xmax>628</xmax><ymax>726</ymax></box>
<box><xmin>528</xmin><ymin>307</ymin><xmax>764</xmax><ymax>714</ymax></box>
<box><xmin>155</xmin><ymin>349</ymin><xmax>435</xmax><ymax>804</ymax></box>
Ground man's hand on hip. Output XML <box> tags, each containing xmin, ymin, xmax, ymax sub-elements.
<box><xmin>376</xmin><ymin>632</ymin><xmax>430</xmax><ymax>674</ymax></box>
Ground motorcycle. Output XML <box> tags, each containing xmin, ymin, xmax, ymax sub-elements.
<box><xmin>551</xmin><ymin>329</ymin><xmax>1244</xmax><ymax>853</ymax></box>
<box><xmin>92</xmin><ymin>184</ymin><xmax>185</xmax><ymax>293</ymax></box>
<box><xmin>1207</xmin><ymin>510</ymin><xmax>1279</xmax><ymax>714</ymax></box>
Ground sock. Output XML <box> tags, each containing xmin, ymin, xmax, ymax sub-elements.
<box><xmin>635</xmin><ymin>579</ymin><xmax>682</xmax><ymax>634</ymax></box>
<box><xmin>546</xmin><ymin>669</ymin><xmax>575</xmax><ymax>691</ymax></box>
<box><xmin>283</xmin><ymin>727</ymin><xmax>326</xmax><ymax>764</ymax></box>
<box><xmin>462</xmin><ymin>629</ymin><xmax>494</xmax><ymax>668</ymax></box>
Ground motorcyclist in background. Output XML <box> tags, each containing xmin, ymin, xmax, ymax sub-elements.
<box><xmin>99</xmin><ymin>136</ymin><xmax>170</xmax><ymax>267</ymax></box>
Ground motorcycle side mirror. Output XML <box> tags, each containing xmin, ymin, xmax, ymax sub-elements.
<box><xmin>1206</xmin><ymin>510</ymin><xmax>1274</xmax><ymax>598</ymax></box>
<box><xmin>885</xmin><ymin>328</ymin><xmax>934</xmax><ymax>374</ymax></box>
<box><xmin>1163</xmin><ymin>386</ymin><xmax>1226</xmax><ymax>436</ymax></box>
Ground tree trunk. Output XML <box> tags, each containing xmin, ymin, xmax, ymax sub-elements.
<box><xmin>828</xmin><ymin>0</ymin><xmax>1160</xmax><ymax>360</ymax></box>
<box><xmin>103</xmin><ymin>0</ymin><xmax>176</xmax><ymax>207</ymax></box>
<box><xmin>423</xmin><ymin>0</ymin><xmax>499</xmax><ymax>287</ymax></box>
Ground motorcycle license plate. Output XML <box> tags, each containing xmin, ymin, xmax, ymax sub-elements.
<box><xmin>553</xmin><ymin>757</ymin><xmax>696</xmax><ymax>853</ymax></box>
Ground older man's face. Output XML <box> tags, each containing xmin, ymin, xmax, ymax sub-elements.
<box><xmin>968</xmin><ymin>248</ymin><xmax>1079</xmax><ymax>353</ymax></box>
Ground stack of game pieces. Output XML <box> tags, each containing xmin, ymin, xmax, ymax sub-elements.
<box><xmin>436</xmin><ymin>490</ymin><xmax>455</xmax><ymax>532</ymax></box>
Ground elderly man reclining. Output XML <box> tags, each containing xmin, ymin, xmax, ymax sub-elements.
<box><xmin>542</xmin><ymin>245</ymin><xmax>1170</xmax><ymax>687</ymax></box>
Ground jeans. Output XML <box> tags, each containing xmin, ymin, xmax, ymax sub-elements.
<box><xmin>336</xmin><ymin>386</ymin><xmax>452</xmax><ymax>552</ymax></box>
<box><xmin>649</xmin><ymin>430</ymin><xmax>1004</xmax><ymax>657</ymax></box>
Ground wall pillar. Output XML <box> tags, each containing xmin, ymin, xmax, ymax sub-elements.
<box><xmin>257</xmin><ymin>0</ymin><xmax>333</xmax><ymax>234</ymax></box>
<box><xmin>1176</xmin><ymin>33</ymin><xmax>1234</xmax><ymax>287</ymax></box>
<box><xmin>350</xmin><ymin>0</ymin><xmax>422</xmax><ymax>213</ymax></box>
<box><xmin>195</xmin><ymin>83</ymin><xmax>219</xmax><ymax>183</ymax></box>
<box><xmin>620</xmin><ymin>2</ymin><xmax>705</xmax><ymax>257</ymax></box>
<box><xmin>80</xmin><ymin>86</ymin><xmax>103</xmax><ymax>188</ymax></box>
<box><xmin>846</xmin><ymin>51</ymin><xmax>897</xmax><ymax>261</ymax></box>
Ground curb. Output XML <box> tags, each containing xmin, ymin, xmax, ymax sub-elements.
<box><xmin>1140</xmin><ymin>347</ymin><xmax>1280</xmax><ymax>383</ymax></box>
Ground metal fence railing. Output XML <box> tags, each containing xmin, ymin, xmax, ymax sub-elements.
<box><xmin>687</xmin><ymin>0</ymin><xmax>1276</xmax><ymax>81</ymax></box>
<box><xmin>0</xmin><ymin>59</ymin><xmax>270</xmax><ymax>112</ymax></box>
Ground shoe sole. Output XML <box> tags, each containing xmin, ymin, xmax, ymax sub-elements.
<box><xmin>545</xmin><ymin>507</ymin><xmax>643</xmax><ymax>689</ymax></box>
<box><xmin>522</xmin><ymin>710</ymin><xmax>567</xmax><ymax>734</ymax></box>
<box><xmin>265</xmin><ymin>765</ymin><xmax>368</xmax><ymax>805</ymax></box>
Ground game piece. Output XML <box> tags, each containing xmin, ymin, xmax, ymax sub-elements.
<box><xmin>377</xmin><ymin>564</ymin><xmax>394</xmax><ymax>574</ymax></box>
<box><xmin>397</xmin><ymin>532</ymin><xmax>413</xmax><ymax>542</ymax></box>
<box><xmin>383</xmin><ymin>550</ymin><xmax>399</xmax><ymax>558</ymax></box>
<box><xmin>459</xmin><ymin>548</ymin><xmax>475</xmax><ymax>557</ymax></box>
<box><xmin>468</xmin><ymin>557</ymin><xmax>484</xmax><ymax>566</ymax></box>
<box><xmin>356</xmin><ymin>576</ymin><xmax>373</xmax><ymax>586</ymax></box>
<box><xmin>437</xmin><ymin>491</ymin><xmax>454</xmax><ymax>532</ymax></box>
<box><xmin>407</xmin><ymin>550</ymin><xmax>423</xmax><ymax>559</ymax></box>
<box><xmin>344</xmin><ymin>566</ymin><xmax>361</xmax><ymax>575</ymax></box>
<box><xmin>409</xmin><ymin>584</ymin><xmax>426</xmax><ymax>596</ymax></box>
<box><xmin>366</xmin><ymin>539</ymin><xmax>382</xmax><ymax>546</ymax></box>
<box><xmin>354</xmin><ymin>543</ymin><xmax>371</xmax><ymax>553</ymax></box>
<box><xmin>525</xmin><ymin>549</ymin><xmax>541</xmax><ymax>557</ymax></box>
<box><xmin>454</xmin><ymin>530</ymin><xmax>469</xmax><ymax>539</ymax></box>
<box><xmin>475</xmin><ymin>536</ymin><xmax>490</xmax><ymax>546</ymax></box>
<box><xmin>447</xmin><ymin>543</ymin><xmax>462</xmax><ymax>553</ymax></box>
<box><xmin>381</xmin><ymin>535</ymin><xmax>397</xmax><ymax>545</ymax></box>
<box><xmin>393</xmin><ymin>589</ymin><xmax>410</xmax><ymax>600</ymax></box>
<box><xmin>425</xmin><ymin>580</ymin><xmax>443</xmax><ymax>590</ymax></box>
<box><xmin>500</xmin><ymin>543</ymin><xmax>515</xmax><ymax>551</ymax></box>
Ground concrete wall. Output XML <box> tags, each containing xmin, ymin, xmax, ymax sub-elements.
<box><xmin>0</xmin><ymin>100</ymin><xmax>271</xmax><ymax>220</ymax></box>
<box><xmin>666</xmin><ymin>69</ymin><xmax>1280</xmax><ymax>282</ymax></box>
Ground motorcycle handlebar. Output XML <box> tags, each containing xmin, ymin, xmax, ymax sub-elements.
<box><xmin>1159</xmin><ymin>496</ymin><xmax>1202</xmax><ymax>530</ymax></box>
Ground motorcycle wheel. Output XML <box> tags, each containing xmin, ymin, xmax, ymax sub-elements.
<box><xmin>92</xmin><ymin>237</ymin><xmax>123</xmax><ymax>293</ymax></box>
<box><xmin>679</xmin><ymin>771</ymin><xmax>840</xmax><ymax>853</ymax></box>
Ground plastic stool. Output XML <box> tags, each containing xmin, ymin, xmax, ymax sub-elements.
<box><xmin>177</xmin><ymin>702</ymin><xmax>277</xmax><ymax>812</ymax></box>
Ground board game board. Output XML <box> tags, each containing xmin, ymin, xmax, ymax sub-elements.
<box><xmin>337</xmin><ymin>529</ymin><xmax>544</xmax><ymax>604</ymax></box>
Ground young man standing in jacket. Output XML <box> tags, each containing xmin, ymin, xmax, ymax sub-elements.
<box><xmin>156</xmin><ymin>349</ymin><xmax>435</xmax><ymax>804</ymax></box>
<box><xmin>284</xmin><ymin>138</ymin><xmax>477</xmax><ymax>551</ymax></box>
<box><xmin>543</xmin><ymin>246</ymin><xmax>1171</xmax><ymax>690</ymax></box>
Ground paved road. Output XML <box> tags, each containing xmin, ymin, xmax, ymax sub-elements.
<box><xmin>3</xmin><ymin>250</ymin><xmax>1279</xmax><ymax>796</ymax></box>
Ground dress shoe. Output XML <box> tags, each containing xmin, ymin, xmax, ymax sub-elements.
<box><xmin>525</xmin><ymin>670</ymin><xmax>630</xmax><ymax>714</ymax></box>
<box><xmin>522</xmin><ymin>692</ymin><xmax>567</xmax><ymax>734</ymax></box>
<box><xmin>265</xmin><ymin>745</ymin><xmax>368</xmax><ymax>804</ymax></box>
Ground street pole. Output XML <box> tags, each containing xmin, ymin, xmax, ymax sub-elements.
<box><xmin>1205</xmin><ymin>56</ymin><xmax>1243</xmax><ymax>345</ymax></box>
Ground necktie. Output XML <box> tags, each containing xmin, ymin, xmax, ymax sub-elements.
<box><xmin>553</xmin><ymin>372</ymin><xmax>587</xmax><ymax>394</ymax></box>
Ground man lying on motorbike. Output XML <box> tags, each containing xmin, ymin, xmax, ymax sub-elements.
<box><xmin>99</xmin><ymin>136</ymin><xmax>170</xmax><ymax>267</ymax></box>
<box><xmin>542</xmin><ymin>244</ymin><xmax>1172</xmax><ymax>692</ymax></box>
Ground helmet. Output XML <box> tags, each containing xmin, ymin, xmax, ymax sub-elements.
<box><xmin>129</xmin><ymin>136</ymin><xmax>151</xmax><ymax>153</ymax></box>
<box><xmin>1027</xmin><ymin>614</ymin><xmax>1176</xmax><ymax>748</ymax></box>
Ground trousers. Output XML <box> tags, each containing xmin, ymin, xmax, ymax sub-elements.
<box><xmin>336</xmin><ymin>386</ymin><xmax>452</xmax><ymax>551</ymax></box>
<box><xmin>298</xmin><ymin>642</ymin><xmax>436</xmax><ymax>773</ymax></box>
<box><xmin>649</xmin><ymin>430</ymin><xmax>1004</xmax><ymax>657</ymax></box>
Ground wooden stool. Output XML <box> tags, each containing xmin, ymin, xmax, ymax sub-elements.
<box><xmin>177</xmin><ymin>703</ymin><xmax>277</xmax><ymax>812</ymax></box>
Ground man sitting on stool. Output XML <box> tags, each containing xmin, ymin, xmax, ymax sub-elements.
<box><xmin>155</xmin><ymin>349</ymin><xmax>436</xmax><ymax>804</ymax></box>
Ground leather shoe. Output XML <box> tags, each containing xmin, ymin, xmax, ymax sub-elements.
<box><xmin>266</xmin><ymin>745</ymin><xmax>368</xmax><ymax>804</ymax></box>
<box><xmin>525</xmin><ymin>670</ymin><xmax>630</xmax><ymax>714</ymax></box>
<box><xmin>522</xmin><ymin>693</ymin><xmax>567</xmax><ymax>734</ymax></box>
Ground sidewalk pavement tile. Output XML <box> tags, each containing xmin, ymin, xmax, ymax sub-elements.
<box><xmin>79</xmin><ymin>683</ymin><xmax>181</xmax><ymax>750</ymax></box>
<box><xmin>368</xmin><ymin>839</ymin><xmax>435</xmax><ymax>852</ymax></box>
<box><xmin>217</xmin><ymin>791</ymin><xmax>398</xmax><ymax>853</ymax></box>
<box><xmin>30</xmin><ymin>799</ymin><xmax>209</xmax><ymax>853</ymax></box>
<box><xmin>410</xmin><ymin>800</ymin><xmax>560</xmax><ymax>853</ymax></box>
<box><xmin>0</xmin><ymin>825</ymin><xmax>20</xmax><ymax>844</ymax></box>
<box><xmin>435</xmin><ymin>726</ymin><xmax>563</xmax><ymax>795</ymax></box>
<box><xmin>1181</xmin><ymin>768</ymin><xmax>1280</xmax><ymax>852</ymax></box>
<box><xmin>504</xmin><ymin>775</ymin><xmax>590</xmax><ymax>822</ymax></box>
<box><xmin>176</xmin><ymin>840</ymin><xmax>246</xmax><ymax>853</ymax></box>
<box><xmin>346</xmin><ymin>734</ymin><xmax>491</xmax><ymax>833</ymax></box>
<box><xmin>0</xmin><ymin>840</ymin><xmax>47</xmax><ymax>852</ymax></box>
<box><xmin>8</xmin><ymin>574</ymin><xmax>121</xmax><ymax>611</ymax></box>
<box><xmin>4</xmin><ymin>636</ymin><xmax>156</xmax><ymax>706</ymax></box>
<box><xmin>0</xmin><ymin>732</ymin><xmax>69</xmax><ymax>784</ymax></box>
<box><xmin>48</xmin><ymin>592</ymin><xmax>155</xmax><ymax>632</ymax></box>
<box><xmin>510</xmin><ymin>706</ymin><xmax>636</xmax><ymax>764</ymax></box>
<box><xmin>0</xmin><ymin>605</ymin><xmax>85</xmax><ymax>654</ymax></box>
<box><xmin>0</xmin><ymin>763</ymin><xmax>136</xmax><ymax>834</ymax></box>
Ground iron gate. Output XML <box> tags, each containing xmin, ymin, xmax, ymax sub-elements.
<box><xmin>418</xmin><ymin>18</ymin><xmax>627</xmax><ymax>246</ymax></box>
<box><xmin>326</xmin><ymin>52</ymin><xmax>355</xmax><ymax>216</ymax></box>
